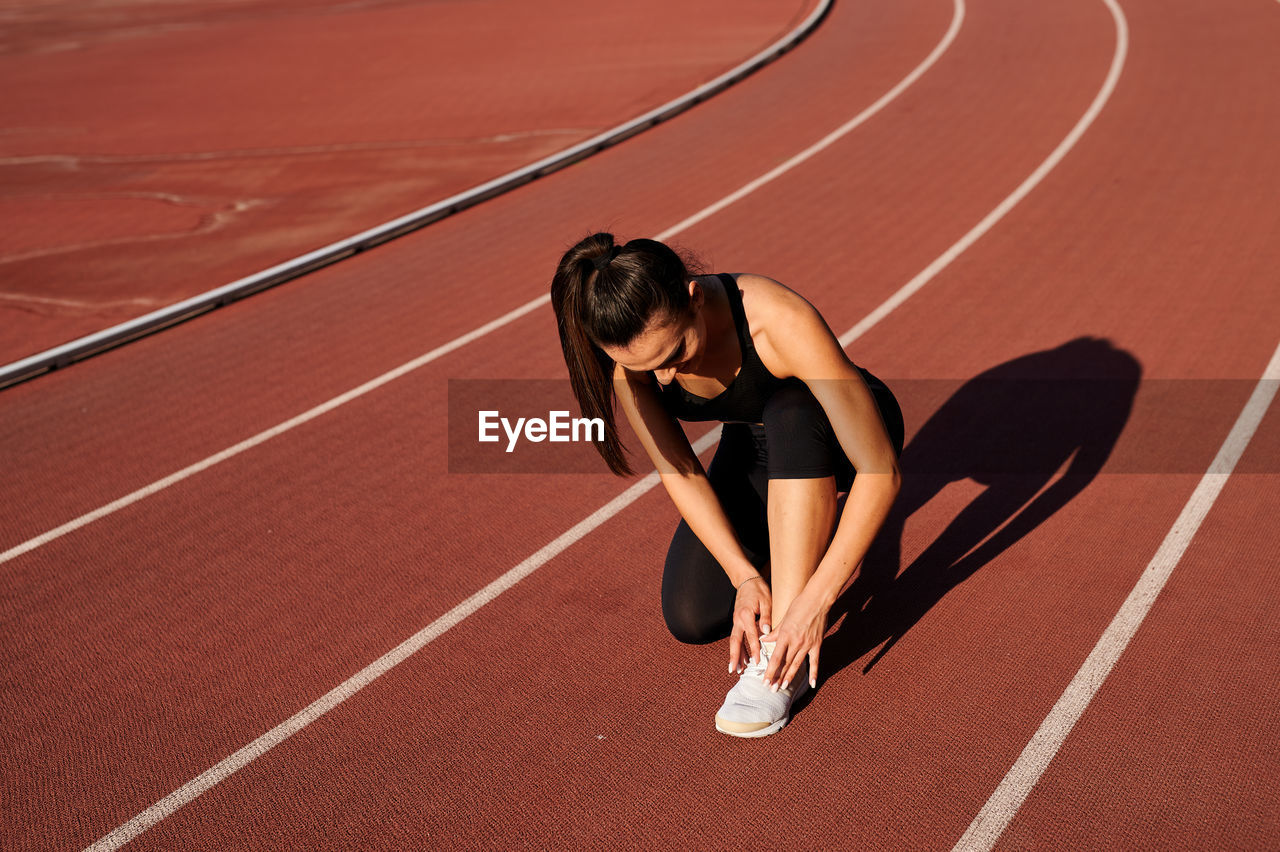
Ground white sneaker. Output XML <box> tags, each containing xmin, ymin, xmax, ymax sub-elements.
<box><xmin>715</xmin><ymin>641</ymin><xmax>809</xmax><ymax>738</ymax></box>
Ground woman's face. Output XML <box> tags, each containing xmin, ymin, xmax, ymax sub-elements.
<box><xmin>601</xmin><ymin>281</ymin><xmax>706</xmax><ymax>385</ymax></box>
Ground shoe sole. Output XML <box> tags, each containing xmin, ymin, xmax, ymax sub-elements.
<box><xmin>715</xmin><ymin>716</ymin><xmax>788</xmax><ymax>738</ymax></box>
<box><xmin>714</xmin><ymin>680</ymin><xmax>810</xmax><ymax>739</ymax></box>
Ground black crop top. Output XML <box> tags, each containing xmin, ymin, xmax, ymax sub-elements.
<box><xmin>653</xmin><ymin>273</ymin><xmax>806</xmax><ymax>424</ymax></box>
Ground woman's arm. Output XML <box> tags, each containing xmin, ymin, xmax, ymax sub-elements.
<box><xmin>612</xmin><ymin>363</ymin><xmax>761</xmax><ymax>590</ymax></box>
<box><xmin>613</xmin><ymin>364</ymin><xmax>776</xmax><ymax>667</ymax></box>
<box><xmin>743</xmin><ymin>275</ymin><xmax>902</xmax><ymax>685</ymax></box>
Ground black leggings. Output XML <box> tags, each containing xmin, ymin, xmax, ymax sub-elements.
<box><xmin>661</xmin><ymin>375</ymin><xmax>905</xmax><ymax>644</ymax></box>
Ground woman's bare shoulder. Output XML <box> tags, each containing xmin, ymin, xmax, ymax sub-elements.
<box><xmin>731</xmin><ymin>273</ymin><xmax>826</xmax><ymax>339</ymax></box>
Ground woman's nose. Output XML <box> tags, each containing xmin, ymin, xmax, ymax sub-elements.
<box><xmin>655</xmin><ymin>367</ymin><xmax>678</xmax><ymax>385</ymax></box>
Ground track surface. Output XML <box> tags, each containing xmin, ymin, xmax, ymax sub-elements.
<box><xmin>3</xmin><ymin>0</ymin><xmax>1279</xmax><ymax>849</ymax></box>
<box><xmin>0</xmin><ymin>0</ymin><xmax>812</xmax><ymax>364</ymax></box>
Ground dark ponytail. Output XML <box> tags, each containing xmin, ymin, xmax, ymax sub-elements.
<box><xmin>550</xmin><ymin>232</ymin><xmax>693</xmax><ymax>476</ymax></box>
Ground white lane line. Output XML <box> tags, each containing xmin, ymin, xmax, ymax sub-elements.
<box><xmin>953</xmin><ymin>341</ymin><xmax>1280</xmax><ymax>852</ymax></box>
<box><xmin>78</xmin><ymin>3</ymin><xmax>968</xmax><ymax>846</ymax></box>
<box><xmin>79</xmin><ymin>448</ymin><xmax>704</xmax><ymax>852</ymax></box>
<box><xmin>2</xmin><ymin>298</ymin><xmax>547</xmax><ymax>566</ymax></box>
<box><xmin>1</xmin><ymin>0</ymin><xmax>965</xmax><ymax>570</ymax></box>
<box><xmin>656</xmin><ymin>0</ymin><xmax>966</xmax><ymax>240</ymax></box>
<box><xmin>0</xmin><ymin>0</ymin><xmax>834</xmax><ymax>387</ymax></box>
<box><xmin>840</xmin><ymin>0</ymin><xmax>1128</xmax><ymax>348</ymax></box>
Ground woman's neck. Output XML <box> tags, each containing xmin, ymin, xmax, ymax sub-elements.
<box><xmin>678</xmin><ymin>275</ymin><xmax>742</xmax><ymax>391</ymax></box>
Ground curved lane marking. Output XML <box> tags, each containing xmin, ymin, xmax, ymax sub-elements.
<box><xmin>954</xmin><ymin>342</ymin><xmax>1280</xmax><ymax>851</ymax></box>
<box><xmin>1</xmin><ymin>1</ymin><xmax>962</xmax><ymax>568</ymax></box>
<box><xmin>942</xmin><ymin>6</ymin><xmax>1277</xmax><ymax>845</ymax></box>
<box><xmin>75</xmin><ymin>2</ymin><xmax>969</xmax><ymax>848</ymax></box>
<box><xmin>0</xmin><ymin>0</ymin><xmax>833</xmax><ymax>387</ymax></box>
<box><xmin>841</xmin><ymin>0</ymin><xmax>1127</xmax><ymax>346</ymax></box>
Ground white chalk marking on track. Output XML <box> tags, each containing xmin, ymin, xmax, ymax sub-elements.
<box><xmin>953</xmin><ymin>341</ymin><xmax>1280</xmax><ymax>852</ymax></box>
<box><xmin>77</xmin><ymin>3</ymin><xmax>967</xmax><ymax>846</ymax></box>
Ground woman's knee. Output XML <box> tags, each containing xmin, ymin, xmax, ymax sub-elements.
<box><xmin>663</xmin><ymin>602</ymin><xmax>731</xmax><ymax>645</ymax></box>
<box><xmin>661</xmin><ymin>526</ymin><xmax>736</xmax><ymax>644</ymax></box>
<box><xmin>660</xmin><ymin>565</ymin><xmax>734</xmax><ymax>644</ymax></box>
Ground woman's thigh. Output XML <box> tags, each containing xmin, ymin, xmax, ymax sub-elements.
<box><xmin>760</xmin><ymin>373</ymin><xmax>904</xmax><ymax>491</ymax></box>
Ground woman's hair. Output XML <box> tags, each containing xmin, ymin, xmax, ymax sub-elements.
<box><xmin>550</xmin><ymin>232</ymin><xmax>694</xmax><ymax>475</ymax></box>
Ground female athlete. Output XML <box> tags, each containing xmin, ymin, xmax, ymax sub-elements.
<box><xmin>550</xmin><ymin>233</ymin><xmax>904</xmax><ymax>737</ymax></box>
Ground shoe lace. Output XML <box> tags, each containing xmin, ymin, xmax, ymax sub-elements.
<box><xmin>740</xmin><ymin>641</ymin><xmax>808</xmax><ymax>689</ymax></box>
<box><xmin>741</xmin><ymin>642</ymin><xmax>773</xmax><ymax>679</ymax></box>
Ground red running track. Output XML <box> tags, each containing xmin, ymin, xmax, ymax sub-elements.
<box><xmin>0</xmin><ymin>0</ymin><xmax>815</xmax><ymax>364</ymax></box>
<box><xmin>2</xmin><ymin>0</ymin><xmax>1278</xmax><ymax>848</ymax></box>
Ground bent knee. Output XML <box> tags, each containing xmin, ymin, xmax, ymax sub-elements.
<box><xmin>663</xmin><ymin>606</ymin><xmax>731</xmax><ymax>645</ymax></box>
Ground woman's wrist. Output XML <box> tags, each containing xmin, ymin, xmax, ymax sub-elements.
<box><xmin>802</xmin><ymin>567</ymin><xmax>843</xmax><ymax>610</ymax></box>
<box><xmin>732</xmin><ymin>573</ymin><xmax>765</xmax><ymax>590</ymax></box>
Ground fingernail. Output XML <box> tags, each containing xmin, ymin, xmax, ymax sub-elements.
<box><xmin>729</xmin><ymin>662</ymin><xmax>734</xmax><ymax>673</ymax></box>
<box><xmin>782</xmin><ymin>679</ymin><xmax>791</xmax><ymax>690</ymax></box>
<box><xmin>771</xmin><ymin>682</ymin><xmax>779</xmax><ymax>693</ymax></box>
<box><xmin>810</xmin><ymin>678</ymin><xmax>817</xmax><ymax>689</ymax></box>
<box><xmin>761</xmin><ymin>624</ymin><xmax>770</xmax><ymax>634</ymax></box>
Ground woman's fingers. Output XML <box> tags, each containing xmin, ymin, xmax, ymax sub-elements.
<box><xmin>781</xmin><ymin>652</ymin><xmax>807</xmax><ymax>691</ymax></box>
<box><xmin>763</xmin><ymin>636</ymin><xmax>788</xmax><ymax>685</ymax></box>
<box><xmin>731</xmin><ymin>582</ymin><xmax>772</xmax><ymax>673</ymax></box>
<box><xmin>760</xmin><ymin>634</ymin><xmax>819</xmax><ymax>691</ymax></box>
<box><xmin>731</xmin><ymin>609</ymin><xmax>763</xmax><ymax>673</ymax></box>
<box><xmin>753</xmin><ymin>591</ymin><xmax>772</xmax><ymax>667</ymax></box>
<box><xmin>746</xmin><ymin>620</ymin><xmax>763</xmax><ymax>666</ymax></box>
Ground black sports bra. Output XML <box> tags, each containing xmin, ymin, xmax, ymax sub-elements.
<box><xmin>653</xmin><ymin>273</ymin><xmax>804</xmax><ymax>424</ymax></box>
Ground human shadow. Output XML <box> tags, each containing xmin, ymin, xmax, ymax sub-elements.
<box><xmin>808</xmin><ymin>336</ymin><xmax>1142</xmax><ymax>691</ymax></box>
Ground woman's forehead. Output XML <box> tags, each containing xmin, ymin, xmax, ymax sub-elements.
<box><xmin>606</xmin><ymin>314</ymin><xmax>686</xmax><ymax>367</ymax></box>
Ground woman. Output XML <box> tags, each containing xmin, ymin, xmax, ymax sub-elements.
<box><xmin>550</xmin><ymin>233</ymin><xmax>904</xmax><ymax>738</ymax></box>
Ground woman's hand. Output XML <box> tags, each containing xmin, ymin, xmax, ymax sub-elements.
<box><xmin>728</xmin><ymin>576</ymin><xmax>772</xmax><ymax>673</ymax></box>
<box><xmin>762</xmin><ymin>590</ymin><xmax>828</xmax><ymax>690</ymax></box>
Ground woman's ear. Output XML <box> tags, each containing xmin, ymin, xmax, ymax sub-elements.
<box><xmin>688</xmin><ymin>277</ymin><xmax>704</xmax><ymax>310</ymax></box>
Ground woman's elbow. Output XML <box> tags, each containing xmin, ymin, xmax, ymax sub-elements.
<box><xmin>870</xmin><ymin>456</ymin><xmax>901</xmax><ymax>500</ymax></box>
<box><xmin>852</xmin><ymin>455</ymin><xmax>900</xmax><ymax>500</ymax></box>
<box><xmin>876</xmin><ymin>458</ymin><xmax>902</xmax><ymax>500</ymax></box>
